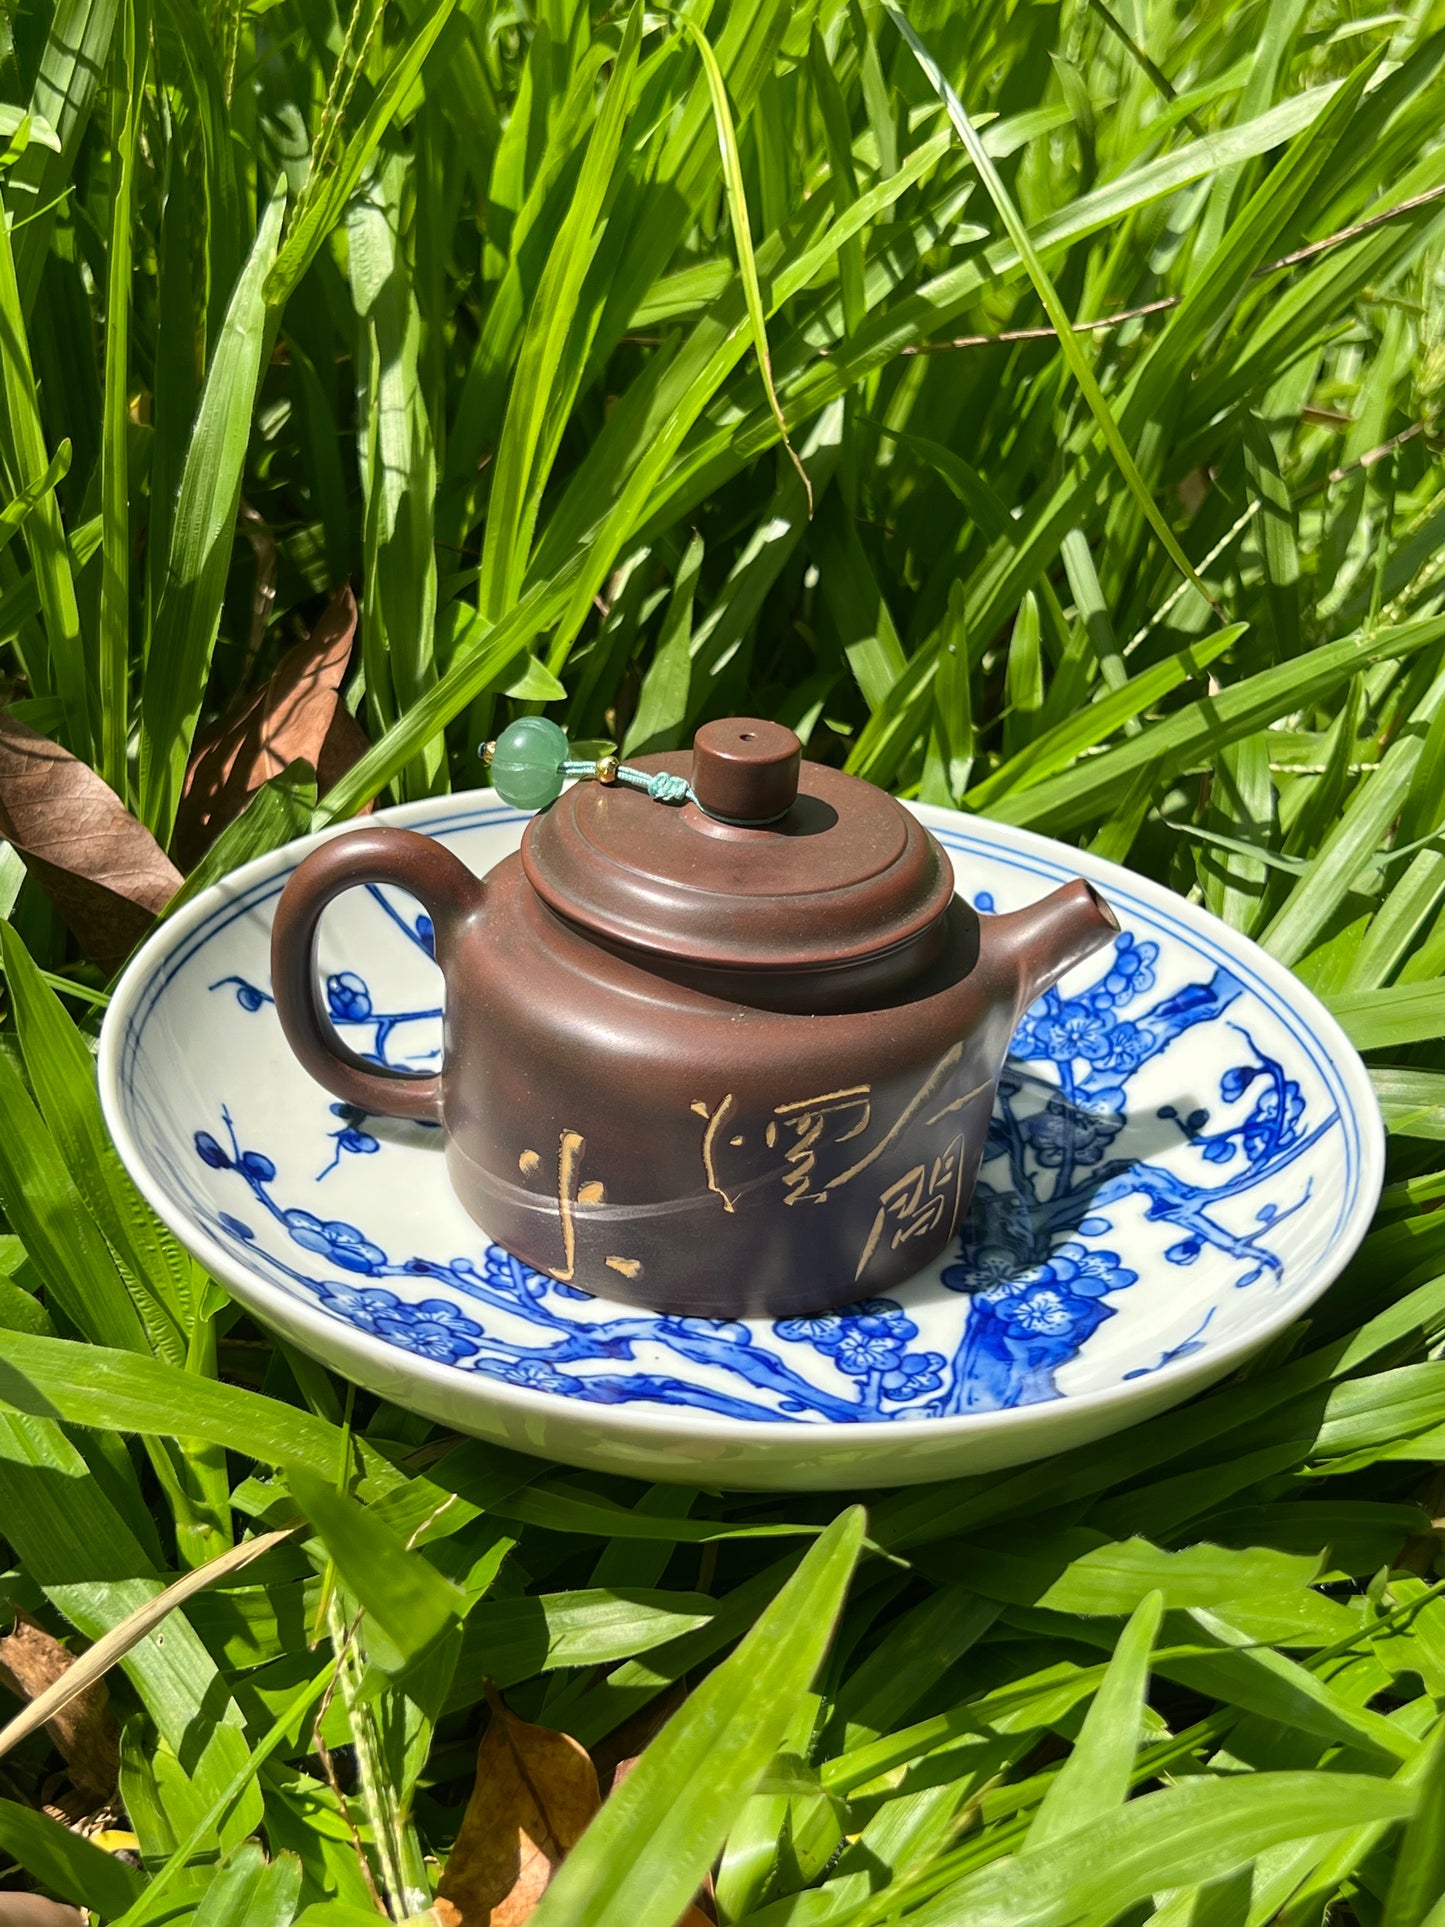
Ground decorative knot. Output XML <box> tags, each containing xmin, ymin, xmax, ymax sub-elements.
<box><xmin>645</xmin><ymin>771</ymin><xmax>693</xmax><ymax>804</ymax></box>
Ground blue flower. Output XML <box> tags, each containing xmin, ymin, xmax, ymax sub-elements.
<box><xmin>239</xmin><ymin>1150</ymin><xmax>276</xmax><ymax>1183</ymax></box>
<box><xmin>880</xmin><ymin>1350</ymin><xmax>946</xmax><ymax>1399</ymax></box>
<box><xmin>379</xmin><ymin>1297</ymin><xmax>482</xmax><ymax>1361</ymax></box>
<box><xmin>1101</xmin><ymin>935</ymin><xmax>1157</xmax><ymax>1003</ymax></box>
<box><xmin>942</xmin><ymin>1242</ymin><xmax>1020</xmax><ymax>1295</ymax></box>
<box><xmin>776</xmin><ymin>1299</ymin><xmax>916</xmax><ymax>1359</ymax></box>
<box><xmin>326</xmin><ymin>971</ymin><xmax>372</xmax><ymax>1023</ymax></box>
<box><xmin>1022</xmin><ymin>1097</ymin><xmax>1123</xmax><ymax>1168</ymax></box>
<box><xmin>834</xmin><ymin>1326</ymin><xmax>906</xmax><ymax>1376</ymax></box>
<box><xmin>1091</xmin><ymin>1021</ymin><xmax>1153</xmax><ymax>1075</ymax></box>
<box><xmin>996</xmin><ymin>1284</ymin><xmax>1078</xmax><ymax>1336</ymax></box>
<box><xmin>218</xmin><ymin>1212</ymin><xmax>255</xmax><ymax>1241</ymax></box>
<box><xmin>1166</xmin><ymin>1238</ymin><xmax>1203</xmax><ymax>1264</ymax></box>
<box><xmin>283</xmin><ymin>1208</ymin><xmax>387</xmax><ymax>1273</ymax></box>
<box><xmin>775</xmin><ymin>1314</ymin><xmax>841</xmax><ymax>1344</ymax></box>
<box><xmin>1240</xmin><ymin>1080</ymin><xmax>1305</xmax><ymax>1160</ymax></box>
<box><xmin>1032</xmin><ymin>1005</ymin><xmax>1113</xmax><ymax>1065</ymax></box>
<box><xmin>195</xmin><ymin>1131</ymin><xmax>231</xmax><ymax>1169</ymax></box>
<box><xmin>475</xmin><ymin>1245</ymin><xmax>549</xmax><ymax>1303</ymax></box>
<box><xmin>493</xmin><ymin>1357</ymin><xmax>583</xmax><ymax>1394</ymax></box>
<box><xmin>1048</xmin><ymin>1243</ymin><xmax>1136</xmax><ymax>1297</ymax></box>
<box><xmin>1220</xmin><ymin>1064</ymin><xmax>1260</xmax><ymax>1103</ymax></box>
<box><xmin>852</xmin><ymin>1300</ymin><xmax>918</xmax><ymax>1343</ymax></box>
<box><xmin>978</xmin><ymin>1259</ymin><xmax>1050</xmax><ymax>1305</ymax></box>
<box><xmin>415</xmin><ymin>913</ymin><xmax>435</xmax><ymax>956</ymax></box>
<box><xmin>323</xmin><ymin>1284</ymin><xmax>482</xmax><ymax>1361</ymax></box>
<box><xmin>210</xmin><ymin>975</ymin><xmax>271</xmax><ymax>1012</ymax></box>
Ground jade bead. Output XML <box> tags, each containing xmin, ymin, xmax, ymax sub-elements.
<box><xmin>490</xmin><ymin>715</ymin><xmax>570</xmax><ymax>810</ymax></box>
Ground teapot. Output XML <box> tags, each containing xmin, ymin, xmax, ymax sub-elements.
<box><xmin>270</xmin><ymin>718</ymin><xmax>1119</xmax><ymax>1319</ymax></box>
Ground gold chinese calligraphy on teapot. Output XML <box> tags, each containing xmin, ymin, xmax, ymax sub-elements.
<box><xmin>270</xmin><ymin>719</ymin><xmax>1118</xmax><ymax>1318</ymax></box>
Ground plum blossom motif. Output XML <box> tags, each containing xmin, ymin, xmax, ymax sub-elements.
<box><xmin>1022</xmin><ymin>1095</ymin><xmax>1122</xmax><ymax>1168</ymax></box>
<box><xmin>314</xmin><ymin>1282</ymin><xmax>483</xmax><ymax>1362</ymax></box>
<box><xmin>210</xmin><ymin>942</ymin><xmax>441</xmax><ymax>1078</ymax></box>
<box><xmin>326</xmin><ymin>972</ymin><xmax>372</xmax><ymax>1023</ymax></box>
<box><xmin>940</xmin><ymin>935</ymin><xmax>1334</xmax><ymax>1408</ymax></box>
<box><xmin>319</xmin><ymin>1103</ymin><xmax>380</xmax><ymax>1179</ymax></box>
<box><xmin>491</xmin><ymin>1358</ymin><xmax>587</xmax><ymax>1394</ymax></box>
<box><xmin>999</xmin><ymin>1286</ymin><xmax>1075</xmax><ymax>1336</ymax></box>
<box><xmin>194</xmin><ymin>908</ymin><xmax>1338</xmax><ymax>1422</ymax></box>
<box><xmin>880</xmin><ymin>1351</ymin><xmax>948</xmax><ymax>1399</ymax></box>
<box><xmin>944</xmin><ymin>1241</ymin><xmax>1129</xmax><ymax>1413</ymax></box>
<box><xmin>282</xmin><ymin>1209</ymin><xmax>387</xmax><ymax>1274</ymax></box>
<box><xmin>210</xmin><ymin>975</ymin><xmax>271</xmax><ymax>1013</ymax></box>
<box><xmin>774</xmin><ymin>1299</ymin><xmax>945</xmax><ymax>1408</ymax></box>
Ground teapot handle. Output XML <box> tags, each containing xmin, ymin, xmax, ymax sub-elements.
<box><xmin>270</xmin><ymin>826</ymin><xmax>485</xmax><ymax>1124</ymax></box>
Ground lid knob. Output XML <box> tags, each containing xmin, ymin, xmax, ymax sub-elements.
<box><xmin>691</xmin><ymin>718</ymin><xmax>801</xmax><ymax>826</ymax></box>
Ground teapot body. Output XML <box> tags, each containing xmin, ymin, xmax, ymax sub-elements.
<box><xmin>443</xmin><ymin>858</ymin><xmax>1013</xmax><ymax>1317</ymax></box>
<box><xmin>270</xmin><ymin>726</ymin><xmax>1119</xmax><ymax>1320</ymax></box>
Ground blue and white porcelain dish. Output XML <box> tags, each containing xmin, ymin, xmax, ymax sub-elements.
<box><xmin>98</xmin><ymin>791</ymin><xmax>1384</xmax><ymax>1490</ymax></box>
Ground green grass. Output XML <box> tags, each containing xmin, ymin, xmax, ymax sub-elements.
<box><xmin>0</xmin><ymin>0</ymin><xmax>1444</xmax><ymax>1920</ymax></box>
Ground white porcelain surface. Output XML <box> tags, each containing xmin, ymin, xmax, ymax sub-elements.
<box><xmin>98</xmin><ymin>792</ymin><xmax>1384</xmax><ymax>1489</ymax></box>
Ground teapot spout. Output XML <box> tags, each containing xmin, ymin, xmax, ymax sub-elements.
<box><xmin>985</xmin><ymin>878</ymin><xmax>1120</xmax><ymax>1017</ymax></box>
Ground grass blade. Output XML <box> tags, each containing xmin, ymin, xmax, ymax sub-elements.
<box><xmin>0</xmin><ymin>1529</ymin><xmax>294</xmax><ymax>1766</ymax></box>
<box><xmin>139</xmin><ymin>179</ymin><xmax>286</xmax><ymax>842</ymax></box>
<box><xmin>98</xmin><ymin>0</ymin><xmax>146</xmax><ymax>800</ymax></box>
<box><xmin>0</xmin><ymin>189</ymin><xmax>85</xmax><ymax>753</ymax></box>
<box><xmin>1027</xmin><ymin>1590</ymin><xmax>1164</xmax><ymax>1849</ymax></box>
<box><xmin>676</xmin><ymin>14</ymin><xmax>812</xmax><ymax>514</ymax></box>
<box><xmin>528</xmin><ymin>1507</ymin><xmax>865</xmax><ymax>1927</ymax></box>
<box><xmin>882</xmin><ymin>0</ymin><xmax>1222</xmax><ymax>622</ymax></box>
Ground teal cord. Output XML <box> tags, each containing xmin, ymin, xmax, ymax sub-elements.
<box><xmin>560</xmin><ymin>759</ymin><xmax>696</xmax><ymax>806</ymax></box>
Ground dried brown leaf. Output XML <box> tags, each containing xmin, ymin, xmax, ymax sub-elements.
<box><xmin>0</xmin><ymin>1529</ymin><xmax>295</xmax><ymax>1777</ymax></box>
<box><xmin>317</xmin><ymin>702</ymin><xmax>371</xmax><ymax>800</ymax></box>
<box><xmin>0</xmin><ymin>1615</ymin><xmax>119</xmax><ymax>1803</ymax></box>
<box><xmin>437</xmin><ymin>1688</ymin><xmax>600</xmax><ymax>1927</ymax></box>
<box><xmin>414</xmin><ymin>1907</ymin><xmax>459</xmax><ymax>1927</ymax></box>
<box><xmin>173</xmin><ymin>585</ymin><xmax>367</xmax><ymax>871</ymax></box>
<box><xmin>0</xmin><ymin>714</ymin><xmax>182</xmax><ymax>974</ymax></box>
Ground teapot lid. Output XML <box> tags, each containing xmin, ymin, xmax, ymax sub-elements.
<box><xmin>520</xmin><ymin>718</ymin><xmax>955</xmax><ymax>986</ymax></box>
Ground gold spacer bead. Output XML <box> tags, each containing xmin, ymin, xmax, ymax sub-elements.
<box><xmin>596</xmin><ymin>754</ymin><xmax>620</xmax><ymax>785</ymax></box>
<box><xmin>481</xmin><ymin>739</ymin><xmax>497</xmax><ymax>767</ymax></box>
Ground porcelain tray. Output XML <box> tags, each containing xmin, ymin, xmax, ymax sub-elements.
<box><xmin>98</xmin><ymin>793</ymin><xmax>1384</xmax><ymax>1489</ymax></box>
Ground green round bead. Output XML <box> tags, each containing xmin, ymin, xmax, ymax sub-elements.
<box><xmin>490</xmin><ymin>715</ymin><xmax>570</xmax><ymax>810</ymax></box>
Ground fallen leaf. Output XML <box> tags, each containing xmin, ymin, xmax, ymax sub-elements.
<box><xmin>0</xmin><ymin>1614</ymin><xmax>118</xmax><ymax>1801</ymax></box>
<box><xmin>172</xmin><ymin>584</ymin><xmax>368</xmax><ymax>871</ymax></box>
<box><xmin>412</xmin><ymin>1908</ymin><xmax>460</xmax><ymax>1927</ymax></box>
<box><xmin>437</xmin><ymin>1687</ymin><xmax>600</xmax><ymax>1926</ymax></box>
<box><xmin>0</xmin><ymin>1895</ymin><xmax>85</xmax><ymax>1927</ymax></box>
<box><xmin>0</xmin><ymin>712</ymin><xmax>181</xmax><ymax>974</ymax></box>
<box><xmin>0</xmin><ymin>1529</ymin><xmax>296</xmax><ymax>1775</ymax></box>
<box><xmin>317</xmin><ymin>701</ymin><xmax>371</xmax><ymax>800</ymax></box>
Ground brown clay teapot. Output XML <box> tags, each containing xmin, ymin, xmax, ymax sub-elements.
<box><xmin>270</xmin><ymin>718</ymin><xmax>1119</xmax><ymax>1319</ymax></box>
